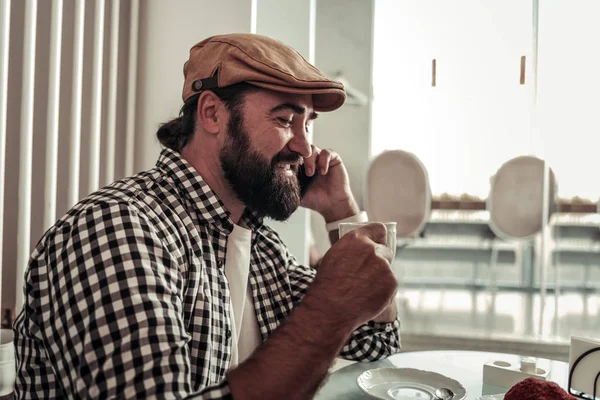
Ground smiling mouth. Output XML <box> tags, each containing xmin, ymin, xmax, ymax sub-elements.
<box><xmin>277</xmin><ymin>163</ymin><xmax>299</xmax><ymax>176</ymax></box>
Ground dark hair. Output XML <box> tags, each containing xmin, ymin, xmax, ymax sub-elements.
<box><xmin>156</xmin><ymin>82</ymin><xmax>259</xmax><ymax>152</ymax></box>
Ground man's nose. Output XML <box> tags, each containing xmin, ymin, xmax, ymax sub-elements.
<box><xmin>287</xmin><ymin>126</ymin><xmax>312</xmax><ymax>158</ymax></box>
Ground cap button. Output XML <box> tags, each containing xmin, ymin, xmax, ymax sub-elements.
<box><xmin>192</xmin><ymin>80</ymin><xmax>203</xmax><ymax>91</ymax></box>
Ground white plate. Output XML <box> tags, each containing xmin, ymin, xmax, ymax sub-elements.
<box><xmin>356</xmin><ymin>368</ymin><xmax>467</xmax><ymax>400</ymax></box>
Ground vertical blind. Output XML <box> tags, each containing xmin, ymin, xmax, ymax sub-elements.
<box><xmin>0</xmin><ymin>0</ymin><xmax>140</xmax><ymax>315</ymax></box>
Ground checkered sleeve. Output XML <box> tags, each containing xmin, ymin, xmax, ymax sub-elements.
<box><xmin>283</xmin><ymin>240</ymin><xmax>402</xmax><ymax>362</ymax></box>
<box><xmin>31</xmin><ymin>201</ymin><xmax>232</xmax><ymax>399</ymax></box>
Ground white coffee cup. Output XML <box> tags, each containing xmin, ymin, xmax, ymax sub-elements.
<box><xmin>0</xmin><ymin>329</ymin><xmax>15</xmax><ymax>396</ymax></box>
<box><xmin>339</xmin><ymin>221</ymin><xmax>397</xmax><ymax>261</ymax></box>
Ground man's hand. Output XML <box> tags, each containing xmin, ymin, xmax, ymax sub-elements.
<box><xmin>304</xmin><ymin>223</ymin><xmax>397</xmax><ymax>330</ymax></box>
<box><xmin>299</xmin><ymin>145</ymin><xmax>359</xmax><ymax>223</ymax></box>
<box><xmin>228</xmin><ymin>223</ymin><xmax>397</xmax><ymax>400</ymax></box>
<box><xmin>371</xmin><ymin>293</ymin><xmax>398</xmax><ymax>323</ymax></box>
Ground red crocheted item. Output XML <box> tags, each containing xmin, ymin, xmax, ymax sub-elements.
<box><xmin>504</xmin><ymin>377</ymin><xmax>576</xmax><ymax>400</ymax></box>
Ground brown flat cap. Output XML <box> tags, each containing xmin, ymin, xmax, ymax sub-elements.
<box><xmin>182</xmin><ymin>33</ymin><xmax>346</xmax><ymax>112</ymax></box>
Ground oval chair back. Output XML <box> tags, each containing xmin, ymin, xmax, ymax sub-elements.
<box><xmin>488</xmin><ymin>155</ymin><xmax>557</xmax><ymax>240</ymax></box>
<box><xmin>365</xmin><ymin>150</ymin><xmax>431</xmax><ymax>238</ymax></box>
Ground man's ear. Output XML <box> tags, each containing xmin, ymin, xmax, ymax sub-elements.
<box><xmin>196</xmin><ymin>90</ymin><xmax>223</xmax><ymax>135</ymax></box>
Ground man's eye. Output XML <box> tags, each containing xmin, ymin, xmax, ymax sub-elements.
<box><xmin>277</xmin><ymin>117</ymin><xmax>292</xmax><ymax>127</ymax></box>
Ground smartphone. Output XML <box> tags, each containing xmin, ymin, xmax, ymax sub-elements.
<box><xmin>298</xmin><ymin>164</ymin><xmax>316</xmax><ymax>197</ymax></box>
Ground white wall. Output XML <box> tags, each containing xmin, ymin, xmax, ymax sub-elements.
<box><xmin>135</xmin><ymin>0</ymin><xmax>253</xmax><ymax>172</ymax></box>
<box><xmin>255</xmin><ymin>0</ymin><xmax>314</xmax><ymax>61</ymax></box>
<box><xmin>311</xmin><ymin>0</ymin><xmax>376</xmax><ymax>256</ymax></box>
<box><xmin>255</xmin><ymin>0</ymin><xmax>316</xmax><ymax>266</ymax></box>
<box><xmin>536</xmin><ymin>0</ymin><xmax>600</xmax><ymax>201</ymax></box>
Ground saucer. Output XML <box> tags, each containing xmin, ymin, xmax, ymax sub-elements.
<box><xmin>357</xmin><ymin>367</ymin><xmax>467</xmax><ymax>399</ymax></box>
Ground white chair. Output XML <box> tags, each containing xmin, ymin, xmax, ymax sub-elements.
<box><xmin>365</xmin><ymin>149</ymin><xmax>432</xmax><ymax>322</ymax></box>
<box><xmin>365</xmin><ymin>149</ymin><xmax>431</xmax><ymax>240</ymax></box>
<box><xmin>485</xmin><ymin>155</ymin><xmax>557</xmax><ymax>327</ymax></box>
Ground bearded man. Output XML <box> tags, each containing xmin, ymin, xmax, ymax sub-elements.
<box><xmin>14</xmin><ymin>33</ymin><xmax>400</xmax><ymax>400</ymax></box>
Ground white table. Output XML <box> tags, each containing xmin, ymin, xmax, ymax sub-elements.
<box><xmin>315</xmin><ymin>350</ymin><xmax>569</xmax><ymax>399</ymax></box>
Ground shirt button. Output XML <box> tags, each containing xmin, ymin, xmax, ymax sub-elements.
<box><xmin>226</xmin><ymin>329</ymin><xmax>232</xmax><ymax>339</ymax></box>
<box><xmin>217</xmin><ymin>260</ymin><xmax>224</xmax><ymax>268</ymax></box>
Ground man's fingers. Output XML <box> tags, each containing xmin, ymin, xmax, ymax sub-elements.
<box><xmin>317</xmin><ymin>149</ymin><xmax>333</xmax><ymax>175</ymax></box>
<box><xmin>303</xmin><ymin>144</ymin><xmax>319</xmax><ymax>176</ymax></box>
<box><xmin>356</xmin><ymin>222</ymin><xmax>387</xmax><ymax>246</ymax></box>
<box><xmin>374</xmin><ymin>243</ymin><xmax>394</xmax><ymax>264</ymax></box>
<box><xmin>302</xmin><ymin>145</ymin><xmax>344</xmax><ymax>177</ymax></box>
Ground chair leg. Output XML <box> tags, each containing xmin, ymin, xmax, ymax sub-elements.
<box><xmin>488</xmin><ymin>240</ymin><xmax>499</xmax><ymax>295</ymax></box>
<box><xmin>552</xmin><ymin>247</ymin><xmax>560</xmax><ymax>337</ymax></box>
<box><xmin>486</xmin><ymin>240</ymin><xmax>500</xmax><ymax>331</ymax></box>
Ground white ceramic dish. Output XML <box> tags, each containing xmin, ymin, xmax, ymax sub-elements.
<box><xmin>356</xmin><ymin>367</ymin><xmax>467</xmax><ymax>400</ymax></box>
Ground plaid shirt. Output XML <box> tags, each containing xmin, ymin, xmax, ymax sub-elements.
<box><xmin>14</xmin><ymin>148</ymin><xmax>401</xmax><ymax>399</ymax></box>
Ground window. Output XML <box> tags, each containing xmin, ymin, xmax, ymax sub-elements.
<box><xmin>373</xmin><ymin>0</ymin><xmax>600</xmax><ymax>202</ymax></box>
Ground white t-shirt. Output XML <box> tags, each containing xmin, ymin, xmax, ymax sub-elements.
<box><xmin>224</xmin><ymin>224</ymin><xmax>262</xmax><ymax>367</ymax></box>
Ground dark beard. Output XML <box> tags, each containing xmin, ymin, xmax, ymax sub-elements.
<box><xmin>219</xmin><ymin>107</ymin><xmax>303</xmax><ymax>221</ymax></box>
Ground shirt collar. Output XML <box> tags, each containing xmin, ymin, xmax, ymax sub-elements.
<box><xmin>156</xmin><ymin>147</ymin><xmax>264</xmax><ymax>232</ymax></box>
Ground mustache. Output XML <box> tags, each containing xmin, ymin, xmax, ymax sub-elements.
<box><xmin>271</xmin><ymin>151</ymin><xmax>303</xmax><ymax>167</ymax></box>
